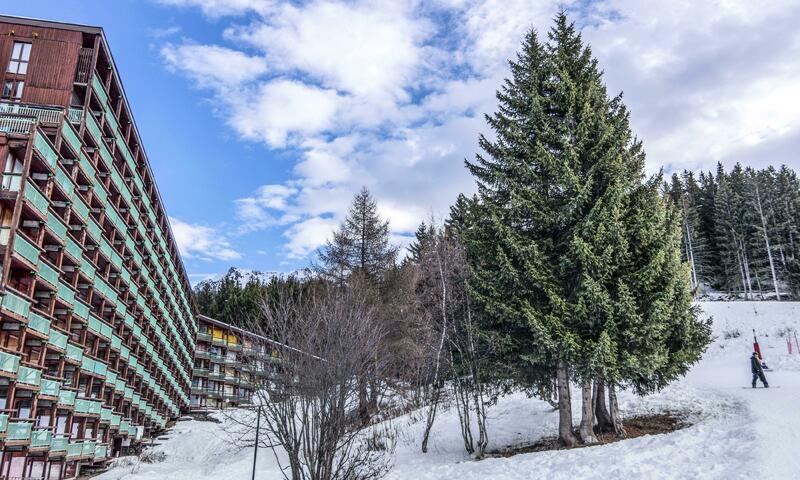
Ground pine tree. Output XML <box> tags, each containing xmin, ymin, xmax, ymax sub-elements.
<box><xmin>463</xmin><ymin>12</ymin><xmax>709</xmax><ymax>445</ymax></box>
<box><xmin>317</xmin><ymin>187</ymin><xmax>398</xmax><ymax>282</ymax></box>
<box><xmin>408</xmin><ymin>220</ymin><xmax>436</xmax><ymax>263</ymax></box>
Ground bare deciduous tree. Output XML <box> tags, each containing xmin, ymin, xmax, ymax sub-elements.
<box><xmin>231</xmin><ymin>284</ymin><xmax>393</xmax><ymax>480</ymax></box>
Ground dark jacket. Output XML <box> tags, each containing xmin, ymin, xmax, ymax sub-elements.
<box><xmin>751</xmin><ymin>355</ymin><xmax>763</xmax><ymax>374</ymax></box>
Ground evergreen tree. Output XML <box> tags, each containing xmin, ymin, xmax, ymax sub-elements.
<box><xmin>463</xmin><ymin>12</ymin><xmax>709</xmax><ymax>445</ymax></box>
<box><xmin>407</xmin><ymin>220</ymin><xmax>436</xmax><ymax>263</ymax></box>
<box><xmin>317</xmin><ymin>187</ymin><xmax>398</xmax><ymax>282</ymax></box>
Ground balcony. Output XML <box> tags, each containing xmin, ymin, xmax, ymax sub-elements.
<box><xmin>0</xmin><ymin>102</ymin><xmax>63</xmax><ymax>125</ymax></box>
<box><xmin>7</xmin><ymin>421</ymin><xmax>32</xmax><ymax>442</ymax></box>
<box><xmin>196</xmin><ymin>332</ymin><xmax>212</xmax><ymax>343</ymax></box>
<box><xmin>75</xmin><ymin>48</ymin><xmax>93</xmax><ymax>83</ymax></box>
<box><xmin>30</xmin><ymin>428</ymin><xmax>52</xmax><ymax>450</ymax></box>
<box><xmin>0</xmin><ymin>113</ymin><xmax>35</xmax><ymax>135</ymax></box>
<box><xmin>193</xmin><ymin>368</ymin><xmax>209</xmax><ymax>377</ymax></box>
<box><xmin>212</xmin><ymin>337</ymin><xmax>226</xmax><ymax>347</ymax></box>
<box><xmin>0</xmin><ymin>351</ymin><xmax>21</xmax><ymax>376</ymax></box>
<box><xmin>66</xmin><ymin>442</ymin><xmax>83</xmax><ymax>459</ymax></box>
<box><xmin>50</xmin><ymin>434</ymin><xmax>69</xmax><ymax>453</ymax></box>
<box><xmin>227</xmin><ymin>343</ymin><xmax>243</xmax><ymax>352</ymax></box>
<box><xmin>209</xmin><ymin>371</ymin><xmax>225</xmax><ymax>381</ymax></box>
<box><xmin>17</xmin><ymin>365</ymin><xmax>41</xmax><ymax>388</ymax></box>
<box><xmin>195</xmin><ymin>350</ymin><xmax>211</xmax><ymax>360</ymax></box>
<box><xmin>40</xmin><ymin>378</ymin><xmax>61</xmax><ymax>397</ymax></box>
<box><xmin>58</xmin><ymin>389</ymin><xmax>77</xmax><ymax>407</ymax></box>
<box><xmin>0</xmin><ymin>413</ymin><xmax>7</xmax><ymax>436</ymax></box>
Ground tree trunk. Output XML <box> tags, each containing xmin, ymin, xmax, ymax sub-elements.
<box><xmin>754</xmin><ymin>181</ymin><xmax>781</xmax><ymax>300</ymax></box>
<box><xmin>594</xmin><ymin>379</ymin><xmax>612</xmax><ymax>433</ymax></box>
<box><xmin>608</xmin><ymin>382</ymin><xmax>626</xmax><ymax>437</ymax></box>
<box><xmin>579</xmin><ymin>378</ymin><xmax>598</xmax><ymax>444</ymax></box>
<box><xmin>556</xmin><ymin>361</ymin><xmax>577</xmax><ymax>447</ymax></box>
<box><xmin>358</xmin><ymin>379</ymin><xmax>370</xmax><ymax>426</ymax></box>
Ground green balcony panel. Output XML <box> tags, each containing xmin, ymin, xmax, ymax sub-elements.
<box><xmin>124</xmin><ymin>387</ymin><xmax>133</xmax><ymax>400</ymax></box>
<box><xmin>0</xmin><ymin>413</ymin><xmax>7</xmax><ymax>433</ymax></box>
<box><xmin>50</xmin><ymin>435</ymin><xmax>68</xmax><ymax>452</ymax></box>
<box><xmin>106</xmin><ymin>370</ymin><xmax>117</xmax><ymax>386</ymax></box>
<box><xmin>88</xmin><ymin>401</ymin><xmax>102</xmax><ymax>416</ymax></box>
<box><xmin>7</xmin><ymin>422</ymin><xmax>32</xmax><ymax>441</ymax></box>
<box><xmin>57</xmin><ymin>281</ymin><xmax>75</xmax><ymax>306</ymax></box>
<box><xmin>40</xmin><ymin>378</ymin><xmax>61</xmax><ymax>397</ymax></box>
<box><xmin>82</xmin><ymin>440</ymin><xmax>96</xmax><ymax>456</ymax></box>
<box><xmin>72</xmin><ymin>196</ymin><xmax>89</xmax><ymax>222</ymax></box>
<box><xmin>27</xmin><ymin>311</ymin><xmax>50</xmax><ymax>336</ymax></box>
<box><xmin>48</xmin><ymin>328</ymin><xmax>68</xmax><ymax>350</ymax></box>
<box><xmin>100</xmin><ymin>408</ymin><xmax>112</xmax><ymax>422</ymax></box>
<box><xmin>38</xmin><ymin>261</ymin><xmax>59</xmax><ymax>287</ymax></box>
<box><xmin>31</xmin><ymin>429</ymin><xmax>52</xmax><ymax>448</ymax></box>
<box><xmin>13</xmin><ymin>234</ymin><xmax>40</xmax><ymax>266</ymax></box>
<box><xmin>80</xmin><ymin>356</ymin><xmax>96</xmax><ymax>374</ymax></box>
<box><xmin>65</xmin><ymin>237</ymin><xmax>83</xmax><ymax>261</ymax></box>
<box><xmin>94</xmin><ymin>360</ymin><xmax>107</xmax><ymax>377</ymax></box>
<box><xmin>61</xmin><ymin>122</ymin><xmax>82</xmax><ymax>154</ymax></box>
<box><xmin>58</xmin><ymin>389</ymin><xmax>76</xmax><ymax>406</ymax></box>
<box><xmin>24</xmin><ymin>181</ymin><xmax>49</xmax><ymax>217</ymax></box>
<box><xmin>17</xmin><ymin>366</ymin><xmax>41</xmax><ymax>386</ymax></box>
<box><xmin>74</xmin><ymin>398</ymin><xmax>91</xmax><ymax>414</ymax></box>
<box><xmin>73</xmin><ymin>301</ymin><xmax>90</xmax><ymax>321</ymax></box>
<box><xmin>2</xmin><ymin>290</ymin><xmax>30</xmax><ymax>318</ymax></box>
<box><xmin>66</xmin><ymin>344</ymin><xmax>83</xmax><ymax>363</ymax></box>
<box><xmin>79</xmin><ymin>154</ymin><xmax>96</xmax><ymax>181</ymax></box>
<box><xmin>34</xmin><ymin>131</ymin><xmax>58</xmax><ymax>169</ymax></box>
<box><xmin>47</xmin><ymin>212</ymin><xmax>68</xmax><ymax>242</ymax></box>
<box><xmin>111</xmin><ymin>414</ymin><xmax>121</xmax><ymax>427</ymax></box>
<box><xmin>86</xmin><ymin>112</ymin><xmax>103</xmax><ymax>145</ymax></box>
<box><xmin>66</xmin><ymin>442</ymin><xmax>82</xmax><ymax>458</ymax></box>
<box><xmin>105</xmin><ymin>104</ymin><xmax>119</xmax><ymax>131</ymax></box>
<box><xmin>54</xmin><ymin>166</ymin><xmax>74</xmax><ymax>197</ymax></box>
<box><xmin>80</xmin><ymin>257</ymin><xmax>96</xmax><ymax>282</ymax></box>
<box><xmin>95</xmin><ymin>444</ymin><xmax>108</xmax><ymax>459</ymax></box>
<box><xmin>110</xmin><ymin>334</ymin><xmax>122</xmax><ymax>350</ymax></box>
<box><xmin>92</xmin><ymin>75</ymin><xmax>109</xmax><ymax>105</ymax></box>
<box><xmin>86</xmin><ymin>218</ymin><xmax>102</xmax><ymax>242</ymax></box>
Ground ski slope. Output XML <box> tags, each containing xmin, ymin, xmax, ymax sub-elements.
<box><xmin>95</xmin><ymin>301</ymin><xmax>800</xmax><ymax>480</ymax></box>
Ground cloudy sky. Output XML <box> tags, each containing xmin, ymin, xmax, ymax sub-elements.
<box><xmin>7</xmin><ymin>0</ymin><xmax>800</xmax><ymax>282</ymax></box>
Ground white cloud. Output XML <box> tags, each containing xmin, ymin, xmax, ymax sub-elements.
<box><xmin>227</xmin><ymin>80</ymin><xmax>342</xmax><ymax>147</ymax></box>
<box><xmin>169</xmin><ymin>217</ymin><xmax>242</xmax><ymax>261</ymax></box>
<box><xmin>226</xmin><ymin>1</ymin><xmax>429</xmax><ymax>102</ymax></box>
<box><xmin>283</xmin><ymin>216</ymin><xmax>340</xmax><ymax>259</ymax></box>
<box><xmin>161</xmin><ymin>43</ymin><xmax>267</xmax><ymax>87</ymax></box>
<box><xmin>160</xmin><ymin>0</ymin><xmax>800</xmax><ymax>261</ymax></box>
<box><xmin>156</xmin><ymin>0</ymin><xmax>273</xmax><ymax>17</ymax></box>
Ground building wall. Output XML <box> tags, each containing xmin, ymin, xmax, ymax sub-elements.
<box><xmin>0</xmin><ymin>17</ymin><xmax>196</xmax><ymax>479</ymax></box>
<box><xmin>190</xmin><ymin>316</ymin><xmax>279</xmax><ymax>410</ymax></box>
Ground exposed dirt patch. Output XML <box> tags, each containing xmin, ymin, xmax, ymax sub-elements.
<box><xmin>487</xmin><ymin>411</ymin><xmax>690</xmax><ymax>458</ymax></box>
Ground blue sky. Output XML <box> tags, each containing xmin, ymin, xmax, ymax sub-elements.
<box><xmin>4</xmin><ymin>1</ymin><xmax>800</xmax><ymax>284</ymax></box>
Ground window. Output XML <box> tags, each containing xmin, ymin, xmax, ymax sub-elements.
<box><xmin>7</xmin><ymin>42</ymin><xmax>31</xmax><ymax>75</ymax></box>
<box><xmin>2</xmin><ymin>79</ymin><xmax>23</xmax><ymax>100</ymax></box>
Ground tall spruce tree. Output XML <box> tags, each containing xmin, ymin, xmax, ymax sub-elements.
<box><xmin>464</xmin><ymin>12</ymin><xmax>709</xmax><ymax>445</ymax></box>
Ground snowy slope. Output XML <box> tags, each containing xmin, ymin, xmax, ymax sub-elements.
<box><xmin>95</xmin><ymin>301</ymin><xmax>800</xmax><ymax>480</ymax></box>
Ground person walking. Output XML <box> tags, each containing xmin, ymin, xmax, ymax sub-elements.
<box><xmin>751</xmin><ymin>351</ymin><xmax>769</xmax><ymax>388</ymax></box>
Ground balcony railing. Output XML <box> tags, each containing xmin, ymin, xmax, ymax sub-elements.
<box><xmin>0</xmin><ymin>113</ymin><xmax>34</xmax><ymax>135</ymax></box>
<box><xmin>75</xmin><ymin>48</ymin><xmax>93</xmax><ymax>83</ymax></box>
<box><xmin>0</xmin><ymin>102</ymin><xmax>63</xmax><ymax>125</ymax></box>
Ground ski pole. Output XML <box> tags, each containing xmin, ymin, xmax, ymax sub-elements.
<box><xmin>794</xmin><ymin>331</ymin><xmax>799</xmax><ymax>355</ymax></box>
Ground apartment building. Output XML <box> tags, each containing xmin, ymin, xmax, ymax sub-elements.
<box><xmin>0</xmin><ymin>16</ymin><xmax>196</xmax><ymax>479</ymax></box>
<box><xmin>190</xmin><ymin>315</ymin><xmax>281</xmax><ymax>411</ymax></box>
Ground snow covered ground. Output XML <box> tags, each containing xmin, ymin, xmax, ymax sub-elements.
<box><xmin>95</xmin><ymin>301</ymin><xmax>800</xmax><ymax>480</ymax></box>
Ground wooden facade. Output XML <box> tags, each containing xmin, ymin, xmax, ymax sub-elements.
<box><xmin>0</xmin><ymin>16</ymin><xmax>197</xmax><ymax>479</ymax></box>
